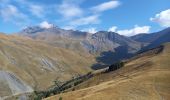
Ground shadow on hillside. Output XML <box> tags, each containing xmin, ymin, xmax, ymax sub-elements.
<box><xmin>91</xmin><ymin>46</ymin><xmax>133</xmax><ymax>70</ymax></box>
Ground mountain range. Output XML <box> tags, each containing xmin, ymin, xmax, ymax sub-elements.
<box><xmin>0</xmin><ymin>25</ymin><xmax>170</xmax><ymax>99</ymax></box>
<box><xmin>131</xmin><ymin>27</ymin><xmax>170</xmax><ymax>51</ymax></box>
<box><xmin>17</xmin><ymin>25</ymin><xmax>170</xmax><ymax>64</ymax></box>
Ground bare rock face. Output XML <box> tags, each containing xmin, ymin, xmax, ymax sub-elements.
<box><xmin>0</xmin><ymin>71</ymin><xmax>33</xmax><ymax>98</ymax></box>
<box><xmin>83</xmin><ymin>31</ymin><xmax>141</xmax><ymax>53</ymax></box>
<box><xmin>40</xmin><ymin>58</ymin><xmax>56</xmax><ymax>71</ymax></box>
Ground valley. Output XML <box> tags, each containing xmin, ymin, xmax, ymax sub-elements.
<box><xmin>45</xmin><ymin>43</ymin><xmax>170</xmax><ymax>100</ymax></box>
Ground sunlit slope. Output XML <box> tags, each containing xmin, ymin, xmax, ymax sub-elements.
<box><xmin>46</xmin><ymin>43</ymin><xmax>170</xmax><ymax>100</ymax></box>
<box><xmin>0</xmin><ymin>33</ymin><xmax>95</xmax><ymax>97</ymax></box>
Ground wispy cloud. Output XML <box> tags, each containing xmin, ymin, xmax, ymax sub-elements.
<box><xmin>57</xmin><ymin>0</ymin><xmax>83</xmax><ymax>19</ymax></box>
<box><xmin>57</xmin><ymin>0</ymin><xmax>121</xmax><ymax>28</ymax></box>
<box><xmin>70</xmin><ymin>15</ymin><xmax>100</xmax><ymax>26</ymax></box>
<box><xmin>29</xmin><ymin>4</ymin><xmax>44</xmax><ymax>18</ymax></box>
<box><xmin>108</xmin><ymin>25</ymin><xmax>151</xmax><ymax>36</ymax></box>
<box><xmin>0</xmin><ymin>0</ymin><xmax>49</xmax><ymax>26</ymax></box>
<box><xmin>108</xmin><ymin>26</ymin><xmax>117</xmax><ymax>32</ymax></box>
<box><xmin>14</xmin><ymin>0</ymin><xmax>46</xmax><ymax>18</ymax></box>
<box><xmin>0</xmin><ymin>4</ymin><xmax>29</xmax><ymax>25</ymax></box>
<box><xmin>82</xmin><ymin>27</ymin><xmax>97</xmax><ymax>34</ymax></box>
<box><xmin>0</xmin><ymin>0</ymin><xmax>121</xmax><ymax>31</ymax></box>
<box><xmin>62</xmin><ymin>26</ymin><xmax>75</xmax><ymax>30</ymax></box>
<box><xmin>91</xmin><ymin>0</ymin><xmax>120</xmax><ymax>13</ymax></box>
<box><xmin>150</xmin><ymin>9</ymin><xmax>170</xmax><ymax>27</ymax></box>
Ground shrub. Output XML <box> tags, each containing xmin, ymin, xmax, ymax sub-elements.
<box><xmin>59</xmin><ymin>97</ymin><xmax>62</xmax><ymax>100</ymax></box>
<box><xmin>108</xmin><ymin>61</ymin><xmax>124</xmax><ymax>72</ymax></box>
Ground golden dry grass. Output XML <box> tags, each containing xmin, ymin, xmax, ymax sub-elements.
<box><xmin>0</xmin><ymin>33</ymin><xmax>96</xmax><ymax>93</ymax></box>
<box><xmin>45</xmin><ymin>43</ymin><xmax>170</xmax><ymax>100</ymax></box>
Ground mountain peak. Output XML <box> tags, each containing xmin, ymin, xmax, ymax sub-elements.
<box><xmin>20</xmin><ymin>24</ymin><xmax>60</xmax><ymax>34</ymax></box>
<box><xmin>21</xmin><ymin>26</ymin><xmax>44</xmax><ymax>34</ymax></box>
<box><xmin>39</xmin><ymin>21</ymin><xmax>58</xmax><ymax>29</ymax></box>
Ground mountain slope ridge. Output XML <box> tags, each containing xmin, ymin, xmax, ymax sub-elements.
<box><xmin>45</xmin><ymin>42</ymin><xmax>170</xmax><ymax>100</ymax></box>
<box><xmin>0</xmin><ymin>33</ymin><xmax>96</xmax><ymax>99</ymax></box>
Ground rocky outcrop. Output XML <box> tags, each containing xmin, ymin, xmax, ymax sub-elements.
<box><xmin>0</xmin><ymin>71</ymin><xmax>33</xmax><ymax>98</ymax></box>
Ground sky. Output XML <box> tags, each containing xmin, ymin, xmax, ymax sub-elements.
<box><xmin>0</xmin><ymin>0</ymin><xmax>170</xmax><ymax>36</ymax></box>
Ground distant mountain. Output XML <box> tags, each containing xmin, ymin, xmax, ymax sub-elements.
<box><xmin>19</xmin><ymin>25</ymin><xmax>88</xmax><ymax>40</ymax></box>
<box><xmin>16</xmin><ymin>26</ymin><xmax>170</xmax><ymax>66</ymax></box>
<box><xmin>131</xmin><ymin>27</ymin><xmax>170</xmax><ymax>51</ymax></box>
<box><xmin>18</xmin><ymin>26</ymin><xmax>142</xmax><ymax>53</ymax></box>
<box><xmin>18</xmin><ymin>27</ymin><xmax>143</xmax><ymax>65</ymax></box>
<box><xmin>87</xmin><ymin>31</ymin><xmax>141</xmax><ymax>53</ymax></box>
<box><xmin>131</xmin><ymin>27</ymin><xmax>170</xmax><ymax>43</ymax></box>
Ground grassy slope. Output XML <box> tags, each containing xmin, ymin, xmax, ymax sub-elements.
<box><xmin>0</xmin><ymin>33</ymin><xmax>95</xmax><ymax>93</ymax></box>
<box><xmin>45</xmin><ymin>43</ymin><xmax>170</xmax><ymax>100</ymax></box>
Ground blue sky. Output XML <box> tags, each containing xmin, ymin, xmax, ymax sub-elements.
<box><xmin>0</xmin><ymin>0</ymin><xmax>170</xmax><ymax>36</ymax></box>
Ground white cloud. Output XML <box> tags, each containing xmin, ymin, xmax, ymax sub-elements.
<box><xmin>150</xmin><ymin>9</ymin><xmax>170</xmax><ymax>27</ymax></box>
<box><xmin>108</xmin><ymin>26</ymin><xmax>117</xmax><ymax>32</ymax></box>
<box><xmin>62</xmin><ymin>26</ymin><xmax>75</xmax><ymax>30</ymax></box>
<box><xmin>29</xmin><ymin>5</ymin><xmax>44</xmax><ymax>18</ymax></box>
<box><xmin>1</xmin><ymin>5</ymin><xmax>18</xmax><ymax>21</ymax></box>
<box><xmin>85</xmin><ymin>28</ymin><xmax>97</xmax><ymax>34</ymax></box>
<box><xmin>70</xmin><ymin>15</ymin><xmax>100</xmax><ymax>26</ymax></box>
<box><xmin>81</xmin><ymin>27</ymin><xmax>97</xmax><ymax>34</ymax></box>
<box><xmin>88</xmin><ymin>28</ymin><xmax>97</xmax><ymax>34</ymax></box>
<box><xmin>58</xmin><ymin>0</ymin><xmax>121</xmax><ymax>28</ymax></box>
<box><xmin>108</xmin><ymin>25</ymin><xmax>151</xmax><ymax>36</ymax></box>
<box><xmin>0</xmin><ymin>5</ymin><xmax>17</xmax><ymax>21</ymax></box>
<box><xmin>57</xmin><ymin>0</ymin><xmax>83</xmax><ymax>18</ymax></box>
<box><xmin>0</xmin><ymin>4</ymin><xmax>28</xmax><ymax>24</ymax></box>
<box><xmin>12</xmin><ymin>0</ymin><xmax>46</xmax><ymax>18</ymax></box>
<box><xmin>91</xmin><ymin>0</ymin><xmax>120</xmax><ymax>12</ymax></box>
<box><xmin>39</xmin><ymin>21</ymin><xmax>53</xmax><ymax>29</ymax></box>
<box><xmin>0</xmin><ymin>1</ymin><xmax>47</xmax><ymax>27</ymax></box>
